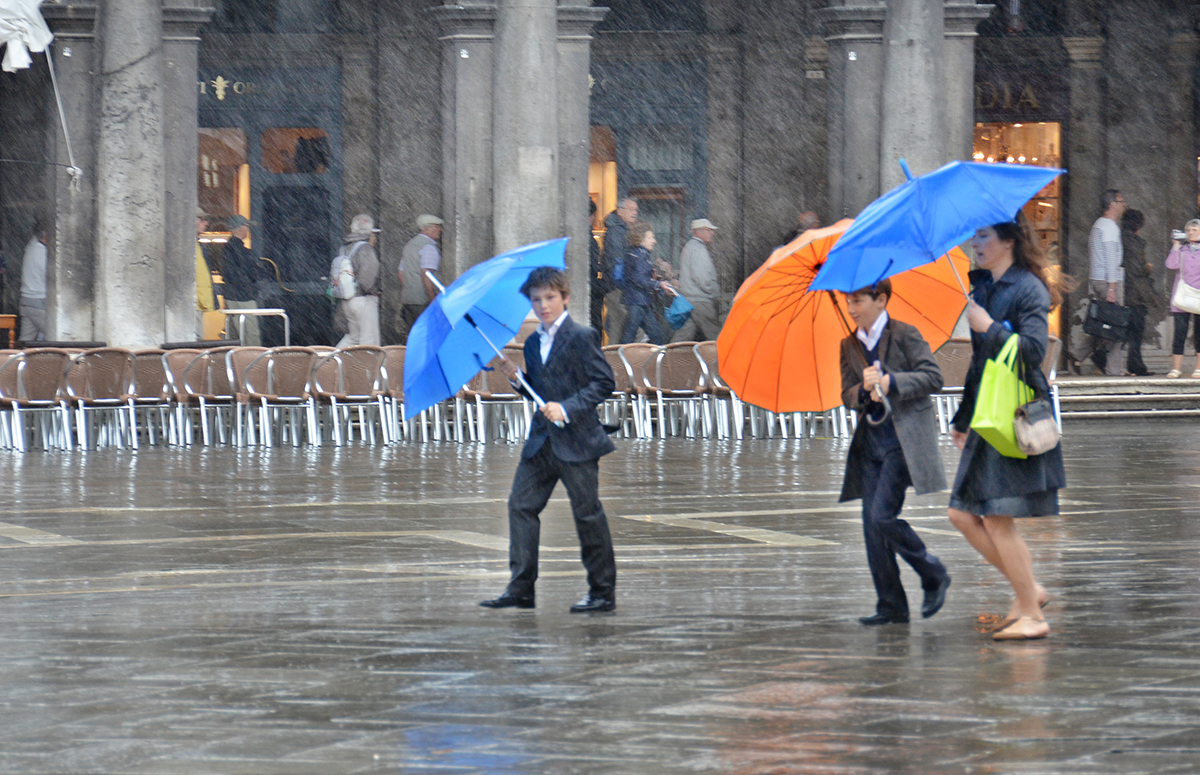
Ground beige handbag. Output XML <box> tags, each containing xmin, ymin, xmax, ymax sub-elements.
<box><xmin>1172</xmin><ymin>277</ymin><xmax>1200</xmax><ymax>315</ymax></box>
<box><xmin>1013</xmin><ymin>397</ymin><xmax>1060</xmax><ymax>456</ymax></box>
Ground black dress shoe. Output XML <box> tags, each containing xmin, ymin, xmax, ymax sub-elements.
<box><xmin>479</xmin><ymin>592</ymin><xmax>534</xmax><ymax>609</ymax></box>
<box><xmin>858</xmin><ymin>612</ymin><xmax>908</xmax><ymax>626</ymax></box>
<box><xmin>569</xmin><ymin>594</ymin><xmax>615</xmax><ymax>613</ymax></box>
<box><xmin>921</xmin><ymin>575</ymin><xmax>951</xmax><ymax>619</ymax></box>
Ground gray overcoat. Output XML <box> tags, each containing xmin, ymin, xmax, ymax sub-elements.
<box><xmin>839</xmin><ymin>318</ymin><xmax>947</xmax><ymax>501</ymax></box>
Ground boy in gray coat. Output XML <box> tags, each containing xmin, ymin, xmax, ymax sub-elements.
<box><xmin>839</xmin><ymin>279</ymin><xmax>951</xmax><ymax>625</ymax></box>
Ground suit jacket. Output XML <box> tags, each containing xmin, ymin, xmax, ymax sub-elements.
<box><xmin>519</xmin><ymin>316</ymin><xmax>616</xmax><ymax>462</ymax></box>
<box><xmin>839</xmin><ymin>317</ymin><xmax>947</xmax><ymax>501</ymax></box>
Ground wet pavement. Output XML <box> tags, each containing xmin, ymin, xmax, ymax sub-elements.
<box><xmin>0</xmin><ymin>419</ymin><xmax>1198</xmax><ymax>774</ymax></box>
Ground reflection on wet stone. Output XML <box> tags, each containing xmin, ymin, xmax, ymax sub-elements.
<box><xmin>0</xmin><ymin>420</ymin><xmax>1197</xmax><ymax>772</ymax></box>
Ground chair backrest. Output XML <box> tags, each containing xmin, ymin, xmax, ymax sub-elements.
<box><xmin>65</xmin><ymin>348</ymin><xmax>136</xmax><ymax>402</ymax></box>
<box><xmin>132</xmin><ymin>349</ymin><xmax>170</xmax><ymax>401</ymax></box>
<box><xmin>0</xmin><ymin>351</ymin><xmax>20</xmax><ymax>401</ymax></box>
<box><xmin>382</xmin><ymin>345</ymin><xmax>405</xmax><ymax>398</ymax></box>
<box><xmin>180</xmin><ymin>346</ymin><xmax>235</xmax><ymax>399</ymax></box>
<box><xmin>934</xmin><ymin>338</ymin><xmax>972</xmax><ymax>389</ymax></box>
<box><xmin>648</xmin><ymin>342</ymin><xmax>703</xmax><ymax>392</ymax></box>
<box><xmin>162</xmin><ymin>348</ymin><xmax>201</xmax><ymax>400</ymax></box>
<box><xmin>693</xmin><ymin>341</ymin><xmax>725</xmax><ymax>390</ymax></box>
<box><xmin>602</xmin><ymin>345</ymin><xmax>631</xmax><ymax>394</ymax></box>
<box><xmin>15</xmin><ymin>349</ymin><xmax>73</xmax><ymax>403</ymax></box>
<box><xmin>1042</xmin><ymin>335</ymin><xmax>1062</xmax><ymax>381</ymax></box>
<box><xmin>334</xmin><ymin>346</ymin><xmax>386</xmax><ymax>398</ymax></box>
<box><xmin>501</xmin><ymin>345</ymin><xmax>526</xmax><ymax>372</ymax></box>
<box><xmin>226</xmin><ymin>346</ymin><xmax>268</xmax><ymax>399</ymax></box>
<box><xmin>618</xmin><ymin>343</ymin><xmax>659</xmax><ymax>394</ymax></box>
<box><xmin>247</xmin><ymin>347</ymin><xmax>315</xmax><ymax>398</ymax></box>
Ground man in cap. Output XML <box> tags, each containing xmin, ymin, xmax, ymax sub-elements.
<box><xmin>398</xmin><ymin>214</ymin><xmax>443</xmax><ymax>342</ymax></box>
<box><xmin>196</xmin><ymin>208</ymin><xmax>216</xmax><ymax>339</ymax></box>
<box><xmin>671</xmin><ymin>218</ymin><xmax>722</xmax><ymax>342</ymax></box>
<box><xmin>219</xmin><ymin>214</ymin><xmax>267</xmax><ymax>346</ymax></box>
<box><xmin>335</xmin><ymin>213</ymin><xmax>383</xmax><ymax>347</ymax></box>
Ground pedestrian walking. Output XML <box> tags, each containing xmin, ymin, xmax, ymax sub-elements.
<box><xmin>619</xmin><ymin>221</ymin><xmax>671</xmax><ymax>345</ymax></box>
<box><xmin>601</xmin><ymin>198</ymin><xmax>638</xmax><ymax>345</ymax></box>
<box><xmin>398</xmin><ymin>214</ymin><xmax>443</xmax><ymax>343</ymax></box>
<box><xmin>480</xmin><ymin>267</ymin><xmax>618</xmax><ymax>613</ymax></box>
<box><xmin>1165</xmin><ymin>219</ymin><xmax>1200</xmax><ymax>379</ymax></box>
<box><xmin>839</xmin><ymin>278</ymin><xmax>951</xmax><ymax>626</ymax></box>
<box><xmin>1120</xmin><ymin>208</ymin><xmax>1154</xmax><ymax>376</ymax></box>
<box><xmin>1070</xmin><ymin>189</ymin><xmax>1127</xmax><ymax>375</ymax></box>
<box><xmin>334</xmin><ymin>213</ymin><xmax>382</xmax><ymax>348</ymax></box>
<box><xmin>19</xmin><ymin>221</ymin><xmax>47</xmax><ymax>342</ymax></box>
<box><xmin>671</xmin><ymin>218</ymin><xmax>722</xmax><ymax>342</ymax></box>
<box><xmin>948</xmin><ymin>216</ymin><xmax>1066</xmax><ymax>641</ymax></box>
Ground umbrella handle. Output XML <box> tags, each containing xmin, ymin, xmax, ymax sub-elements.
<box><xmin>865</xmin><ymin>391</ymin><xmax>891</xmax><ymax>426</ymax></box>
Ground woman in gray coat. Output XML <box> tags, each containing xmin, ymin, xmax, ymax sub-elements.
<box><xmin>948</xmin><ymin>215</ymin><xmax>1067</xmax><ymax>642</ymax></box>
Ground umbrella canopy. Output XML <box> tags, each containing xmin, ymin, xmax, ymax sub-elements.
<box><xmin>1</xmin><ymin>0</ymin><xmax>52</xmax><ymax>72</ymax></box>
<box><xmin>809</xmin><ymin>160</ymin><xmax>1064</xmax><ymax>292</ymax></box>
<box><xmin>718</xmin><ymin>219</ymin><xmax>969</xmax><ymax>413</ymax></box>
<box><xmin>403</xmin><ymin>237</ymin><xmax>568</xmax><ymax>417</ymax></box>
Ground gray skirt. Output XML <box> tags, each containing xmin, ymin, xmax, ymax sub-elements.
<box><xmin>949</xmin><ymin>430</ymin><xmax>1061</xmax><ymax>518</ymax></box>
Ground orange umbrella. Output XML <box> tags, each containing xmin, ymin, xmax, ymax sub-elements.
<box><xmin>718</xmin><ymin>218</ymin><xmax>969</xmax><ymax>413</ymax></box>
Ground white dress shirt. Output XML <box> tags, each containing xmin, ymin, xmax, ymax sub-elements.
<box><xmin>537</xmin><ymin>310</ymin><xmax>570</xmax><ymax>364</ymax></box>
<box><xmin>856</xmin><ymin>310</ymin><xmax>889</xmax><ymax>352</ymax></box>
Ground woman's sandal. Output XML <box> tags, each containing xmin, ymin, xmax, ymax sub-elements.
<box><xmin>1192</xmin><ymin>369</ymin><xmax>1200</xmax><ymax>379</ymax></box>
<box><xmin>992</xmin><ymin>616</ymin><xmax>1050</xmax><ymax>641</ymax></box>
<box><xmin>1167</xmin><ymin>369</ymin><xmax>1182</xmax><ymax>378</ymax></box>
<box><xmin>990</xmin><ymin>589</ymin><xmax>1050</xmax><ymax>633</ymax></box>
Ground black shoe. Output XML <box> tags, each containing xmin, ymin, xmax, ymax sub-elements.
<box><xmin>569</xmin><ymin>594</ymin><xmax>615</xmax><ymax>613</ymax></box>
<box><xmin>921</xmin><ymin>575</ymin><xmax>951</xmax><ymax>619</ymax></box>
<box><xmin>858</xmin><ymin>612</ymin><xmax>909</xmax><ymax>626</ymax></box>
<box><xmin>480</xmin><ymin>592</ymin><xmax>534</xmax><ymax>609</ymax></box>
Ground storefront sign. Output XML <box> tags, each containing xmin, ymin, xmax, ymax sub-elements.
<box><xmin>974</xmin><ymin>72</ymin><xmax>1067</xmax><ymax>122</ymax></box>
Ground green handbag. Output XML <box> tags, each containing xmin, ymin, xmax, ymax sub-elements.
<box><xmin>970</xmin><ymin>334</ymin><xmax>1036</xmax><ymax>459</ymax></box>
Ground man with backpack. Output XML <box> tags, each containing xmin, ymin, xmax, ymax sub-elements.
<box><xmin>332</xmin><ymin>213</ymin><xmax>382</xmax><ymax>347</ymax></box>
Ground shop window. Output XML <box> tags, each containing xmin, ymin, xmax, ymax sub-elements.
<box><xmin>973</xmin><ymin>121</ymin><xmax>1062</xmax><ymax>332</ymax></box>
<box><xmin>262</xmin><ymin>128</ymin><xmax>330</xmax><ymax>174</ymax></box>
<box><xmin>628</xmin><ymin>187</ymin><xmax>686</xmax><ymax>268</ymax></box>
<box><xmin>198</xmin><ymin>128</ymin><xmax>251</xmax><ymax>245</ymax></box>
<box><xmin>589</xmin><ymin>125</ymin><xmax>618</xmax><ymax>244</ymax></box>
<box><xmin>627</xmin><ymin>124</ymin><xmax>691</xmax><ymax>171</ymax></box>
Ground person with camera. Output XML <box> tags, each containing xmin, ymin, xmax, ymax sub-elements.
<box><xmin>1165</xmin><ymin>219</ymin><xmax>1200</xmax><ymax>378</ymax></box>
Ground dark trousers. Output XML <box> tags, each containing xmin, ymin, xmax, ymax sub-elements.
<box><xmin>620</xmin><ymin>303</ymin><xmax>666</xmax><ymax>344</ymax></box>
<box><xmin>860</xmin><ymin>441</ymin><xmax>947</xmax><ymax>618</ymax></box>
<box><xmin>1172</xmin><ymin>312</ymin><xmax>1200</xmax><ymax>355</ymax></box>
<box><xmin>1126</xmin><ymin>304</ymin><xmax>1148</xmax><ymax>374</ymax></box>
<box><xmin>506</xmin><ymin>445</ymin><xmax>616</xmax><ymax>598</ymax></box>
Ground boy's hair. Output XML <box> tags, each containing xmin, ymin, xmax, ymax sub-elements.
<box><xmin>848</xmin><ymin>277</ymin><xmax>892</xmax><ymax>304</ymax></box>
<box><xmin>519</xmin><ymin>266</ymin><xmax>570</xmax><ymax>298</ymax></box>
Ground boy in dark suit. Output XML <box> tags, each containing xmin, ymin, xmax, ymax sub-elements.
<box><xmin>480</xmin><ymin>267</ymin><xmax>619</xmax><ymax>613</ymax></box>
<box><xmin>839</xmin><ymin>279</ymin><xmax>951</xmax><ymax>625</ymax></box>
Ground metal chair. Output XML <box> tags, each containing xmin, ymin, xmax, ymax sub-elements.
<box><xmin>242</xmin><ymin>347</ymin><xmax>320</xmax><ymax>447</ymax></box>
<box><xmin>162</xmin><ymin>348</ymin><xmax>202</xmax><ymax>445</ymax></box>
<box><xmin>693</xmin><ymin>341</ymin><xmax>743</xmax><ymax>440</ymax></box>
<box><xmin>64</xmin><ymin>348</ymin><xmax>139</xmax><ymax>449</ymax></box>
<box><xmin>644</xmin><ymin>341</ymin><xmax>707</xmax><ymax>438</ymax></box>
<box><xmin>132</xmin><ymin>349</ymin><xmax>175</xmax><ymax>445</ymax></box>
<box><xmin>0</xmin><ymin>349</ymin><xmax>74</xmax><ymax>451</ymax></box>
<box><xmin>227</xmin><ymin>346</ymin><xmax>269</xmax><ymax>446</ymax></box>
<box><xmin>601</xmin><ymin>345</ymin><xmax>639</xmax><ymax>437</ymax></box>
<box><xmin>617</xmin><ymin>343</ymin><xmax>659</xmax><ymax>438</ymax></box>
<box><xmin>462</xmin><ymin>354</ymin><xmax>530</xmax><ymax>443</ymax></box>
<box><xmin>933</xmin><ymin>337</ymin><xmax>972</xmax><ymax>435</ymax></box>
<box><xmin>381</xmin><ymin>345</ymin><xmax>422</xmax><ymax>443</ymax></box>
<box><xmin>178</xmin><ymin>346</ymin><xmax>236</xmax><ymax>446</ymax></box>
<box><xmin>312</xmin><ymin>346</ymin><xmax>389</xmax><ymax>445</ymax></box>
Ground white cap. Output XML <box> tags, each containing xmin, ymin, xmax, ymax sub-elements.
<box><xmin>349</xmin><ymin>213</ymin><xmax>375</xmax><ymax>235</ymax></box>
<box><xmin>416</xmin><ymin>214</ymin><xmax>444</xmax><ymax>229</ymax></box>
<box><xmin>690</xmin><ymin>218</ymin><xmax>718</xmax><ymax>231</ymax></box>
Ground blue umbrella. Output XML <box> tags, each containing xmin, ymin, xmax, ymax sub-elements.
<box><xmin>809</xmin><ymin>160</ymin><xmax>1065</xmax><ymax>293</ymax></box>
<box><xmin>403</xmin><ymin>237</ymin><xmax>568</xmax><ymax>418</ymax></box>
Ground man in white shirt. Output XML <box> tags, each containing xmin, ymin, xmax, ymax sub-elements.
<box><xmin>398</xmin><ymin>214</ymin><xmax>443</xmax><ymax>342</ymax></box>
<box><xmin>19</xmin><ymin>223</ymin><xmax>48</xmax><ymax>342</ymax></box>
<box><xmin>1078</xmin><ymin>189</ymin><xmax>1127</xmax><ymax>376</ymax></box>
<box><xmin>671</xmin><ymin>218</ymin><xmax>722</xmax><ymax>342</ymax></box>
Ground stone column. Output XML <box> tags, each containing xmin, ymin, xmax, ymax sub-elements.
<box><xmin>820</xmin><ymin>2</ymin><xmax>886</xmax><ymax>218</ymax></box>
<box><xmin>94</xmin><ymin>0</ymin><xmax>166</xmax><ymax>347</ymax></box>
<box><xmin>1164</xmin><ymin>33</ymin><xmax>1198</xmax><ymax>289</ymax></box>
<box><xmin>943</xmin><ymin>2</ymin><xmax>992</xmax><ymax>163</ymax></box>
<box><xmin>704</xmin><ymin>34</ymin><xmax>745</xmax><ymax>286</ymax></box>
<box><xmin>557</xmin><ymin>6</ymin><xmax>606</xmax><ymax>322</ymax></box>
<box><xmin>40</xmin><ymin>5</ymin><xmax>99</xmax><ymax>341</ymax></box>
<box><xmin>1061</xmin><ymin>37</ymin><xmax>1104</xmax><ymax>285</ymax></box>
<box><xmin>162</xmin><ymin>6</ymin><xmax>212</xmax><ymax>343</ymax></box>
<box><xmin>430</xmin><ymin>3</ymin><xmax>495</xmax><ymax>281</ymax></box>
<box><xmin>879</xmin><ymin>0</ymin><xmax>944</xmax><ymax>192</ymax></box>
<box><xmin>493</xmin><ymin>0</ymin><xmax>558</xmax><ymax>255</ymax></box>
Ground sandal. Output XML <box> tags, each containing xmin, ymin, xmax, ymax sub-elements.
<box><xmin>992</xmin><ymin>616</ymin><xmax>1050</xmax><ymax>641</ymax></box>
<box><xmin>1193</xmin><ymin>369</ymin><xmax>1200</xmax><ymax>379</ymax></box>
<box><xmin>1167</xmin><ymin>369</ymin><xmax>1182</xmax><ymax>378</ymax></box>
